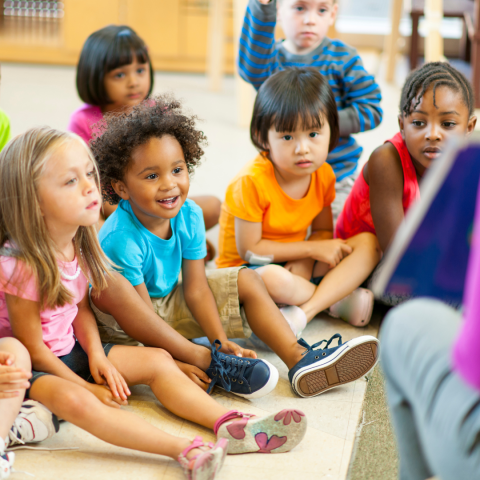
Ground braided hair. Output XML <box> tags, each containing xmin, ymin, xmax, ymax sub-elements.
<box><xmin>400</xmin><ymin>62</ymin><xmax>474</xmax><ymax>117</ymax></box>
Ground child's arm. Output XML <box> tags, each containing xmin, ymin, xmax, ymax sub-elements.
<box><xmin>338</xmin><ymin>52</ymin><xmax>382</xmax><ymax>137</ymax></box>
<box><xmin>6</xmin><ymin>292</ymin><xmax>127</xmax><ymax>407</ymax></box>
<box><xmin>238</xmin><ymin>0</ymin><xmax>278</xmax><ymax>90</ymax></box>
<box><xmin>73</xmin><ymin>287</ymin><xmax>130</xmax><ymax>403</ymax></box>
<box><xmin>182</xmin><ymin>258</ymin><xmax>257</xmax><ymax>359</ymax></box>
<box><xmin>235</xmin><ymin>213</ymin><xmax>352</xmax><ymax>268</ymax></box>
<box><xmin>7</xmin><ymin>294</ymin><xmax>94</xmax><ymax>386</ymax></box>
<box><xmin>366</xmin><ymin>143</ymin><xmax>405</xmax><ymax>251</ymax></box>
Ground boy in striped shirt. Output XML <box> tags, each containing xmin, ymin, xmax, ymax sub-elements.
<box><xmin>239</xmin><ymin>0</ymin><xmax>383</xmax><ymax>218</ymax></box>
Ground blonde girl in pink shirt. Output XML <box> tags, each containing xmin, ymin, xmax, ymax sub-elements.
<box><xmin>0</xmin><ymin>127</ymin><xmax>307</xmax><ymax>479</ymax></box>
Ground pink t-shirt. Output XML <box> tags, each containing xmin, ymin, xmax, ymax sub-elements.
<box><xmin>67</xmin><ymin>104</ymin><xmax>104</xmax><ymax>144</ymax></box>
<box><xmin>0</xmin><ymin>256</ymin><xmax>88</xmax><ymax>357</ymax></box>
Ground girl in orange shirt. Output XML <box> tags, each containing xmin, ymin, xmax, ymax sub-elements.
<box><xmin>217</xmin><ymin>68</ymin><xmax>381</xmax><ymax>332</ymax></box>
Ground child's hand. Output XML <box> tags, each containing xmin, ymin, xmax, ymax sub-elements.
<box><xmin>0</xmin><ymin>363</ymin><xmax>31</xmax><ymax>399</ymax></box>
<box><xmin>88</xmin><ymin>354</ymin><xmax>130</xmax><ymax>403</ymax></box>
<box><xmin>219</xmin><ymin>340</ymin><xmax>257</xmax><ymax>359</ymax></box>
<box><xmin>175</xmin><ymin>360</ymin><xmax>211</xmax><ymax>391</ymax></box>
<box><xmin>310</xmin><ymin>239</ymin><xmax>353</xmax><ymax>268</ymax></box>
<box><xmin>86</xmin><ymin>383</ymin><xmax>126</xmax><ymax>408</ymax></box>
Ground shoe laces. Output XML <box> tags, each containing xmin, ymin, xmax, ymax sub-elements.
<box><xmin>206</xmin><ymin>340</ymin><xmax>251</xmax><ymax>394</ymax></box>
<box><xmin>7</xmin><ymin>416</ymin><xmax>29</xmax><ymax>448</ymax></box>
<box><xmin>298</xmin><ymin>333</ymin><xmax>343</xmax><ymax>356</ymax></box>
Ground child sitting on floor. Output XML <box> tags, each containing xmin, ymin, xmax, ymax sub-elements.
<box><xmin>335</xmin><ymin>62</ymin><xmax>476</xmax><ymax>304</ymax></box>
<box><xmin>91</xmin><ymin>93</ymin><xmax>379</xmax><ymax>399</ymax></box>
<box><xmin>217</xmin><ymin>68</ymin><xmax>381</xmax><ymax>329</ymax></box>
<box><xmin>0</xmin><ymin>338</ymin><xmax>58</xmax><ymax>479</ymax></box>
<box><xmin>239</xmin><ymin>0</ymin><xmax>383</xmax><ymax>219</ymax></box>
<box><xmin>0</xmin><ymin>127</ymin><xmax>308</xmax><ymax>480</ymax></box>
<box><xmin>68</xmin><ymin>25</ymin><xmax>220</xmax><ymax>250</ymax></box>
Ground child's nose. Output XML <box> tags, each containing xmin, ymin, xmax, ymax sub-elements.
<box><xmin>295</xmin><ymin>139</ymin><xmax>309</xmax><ymax>154</ymax></box>
<box><xmin>304</xmin><ymin>10</ymin><xmax>316</xmax><ymax>24</ymax></box>
<box><xmin>426</xmin><ymin>124</ymin><xmax>441</xmax><ymax>140</ymax></box>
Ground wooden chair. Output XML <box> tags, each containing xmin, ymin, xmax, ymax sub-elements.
<box><xmin>410</xmin><ymin>0</ymin><xmax>475</xmax><ymax>69</ymax></box>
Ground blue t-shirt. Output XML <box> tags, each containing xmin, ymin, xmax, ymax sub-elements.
<box><xmin>99</xmin><ymin>199</ymin><xmax>207</xmax><ymax>298</ymax></box>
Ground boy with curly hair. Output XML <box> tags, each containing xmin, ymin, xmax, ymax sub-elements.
<box><xmin>239</xmin><ymin>0</ymin><xmax>383</xmax><ymax>218</ymax></box>
<box><xmin>91</xmin><ymin>95</ymin><xmax>379</xmax><ymax>399</ymax></box>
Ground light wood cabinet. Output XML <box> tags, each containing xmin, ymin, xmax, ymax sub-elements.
<box><xmin>0</xmin><ymin>0</ymin><xmax>235</xmax><ymax>73</ymax></box>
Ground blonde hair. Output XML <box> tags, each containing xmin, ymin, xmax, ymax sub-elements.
<box><xmin>0</xmin><ymin>127</ymin><xmax>113</xmax><ymax>309</ymax></box>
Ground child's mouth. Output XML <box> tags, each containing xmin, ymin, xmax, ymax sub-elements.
<box><xmin>423</xmin><ymin>147</ymin><xmax>441</xmax><ymax>159</ymax></box>
<box><xmin>157</xmin><ymin>196</ymin><xmax>179</xmax><ymax>209</ymax></box>
<box><xmin>296</xmin><ymin>160</ymin><xmax>313</xmax><ymax>168</ymax></box>
<box><xmin>86</xmin><ymin>200</ymin><xmax>99</xmax><ymax>210</ymax></box>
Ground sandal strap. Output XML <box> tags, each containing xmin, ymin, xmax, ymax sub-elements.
<box><xmin>179</xmin><ymin>435</ymin><xmax>205</xmax><ymax>459</ymax></box>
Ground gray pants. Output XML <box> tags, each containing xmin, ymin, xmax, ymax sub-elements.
<box><xmin>380</xmin><ymin>299</ymin><xmax>480</xmax><ymax>480</ymax></box>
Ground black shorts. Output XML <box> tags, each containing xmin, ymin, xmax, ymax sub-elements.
<box><xmin>27</xmin><ymin>341</ymin><xmax>115</xmax><ymax>398</ymax></box>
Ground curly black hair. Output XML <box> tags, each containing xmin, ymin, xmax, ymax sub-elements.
<box><xmin>91</xmin><ymin>95</ymin><xmax>207</xmax><ymax>205</ymax></box>
<box><xmin>400</xmin><ymin>62</ymin><xmax>474</xmax><ymax>117</ymax></box>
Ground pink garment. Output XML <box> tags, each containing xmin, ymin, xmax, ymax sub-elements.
<box><xmin>0</xmin><ymin>256</ymin><xmax>88</xmax><ymax>357</ymax></box>
<box><xmin>67</xmin><ymin>104</ymin><xmax>104</xmax><ymax>144</ymax></box>
<box><xmin>453</xmin><ymin>183</ymin><xmax>480</xmax><ymax>390</ymax></box>
<box><xmin>335</xmin><ymin>132</ymin><xmax>421</xmax><ymax>240</ymax></box>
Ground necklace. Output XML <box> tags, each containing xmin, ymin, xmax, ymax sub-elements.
<box><xmin>60</xmin><ymin>264</ymin><xmax>81</xmax><ymax>281</ymax></box>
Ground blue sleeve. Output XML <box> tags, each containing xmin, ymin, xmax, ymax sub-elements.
<box><xmin>182</xmin><ymin>204</ymin><xmax>207</xmax><ymax>261</ymax></box>
<box><xmin>338</xmin><ymin>53</ymin><xmax>383</xmax><ymax>136</ymax></box>
<box><xmin>238</xmin><ymin>0</ymin><xmax>278</xmax><ymax>90</ymax></box>
<box><xmin>101</xmin><ymin>231</ymin><xmax>146</xmax><ymax>287</ymax></box>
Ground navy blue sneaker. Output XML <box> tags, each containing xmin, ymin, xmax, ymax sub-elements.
<box><xmin>206</xmin><ymin>340</ymin><xmax>278</xmax><ymax>399</ymax></box>
<box><xmin>289</xmin><ymin>334</ymin><xmax>379</xmax><ymax>397</ymax></box>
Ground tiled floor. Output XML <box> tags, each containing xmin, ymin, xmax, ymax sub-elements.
<box><xmin>1</xmin><ymin>53</ymin><xmax>404</xmax><ymax>479</ymax></box>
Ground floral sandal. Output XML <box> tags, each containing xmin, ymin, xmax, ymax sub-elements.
<box><xmin>214</xmin><ymin>409</ymin><xmax>307</xmax><ymax>454</ymax></box>
<box><xmin>178</xmin><ymin>436</ymin><xmax>228</xmax><ymax>480</ymax></box>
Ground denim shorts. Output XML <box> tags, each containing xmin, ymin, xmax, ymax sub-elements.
<box><xmin>26</xmin><ymin>341</ymin><xmax>114</xmax><ymax>398</ymax></box>
<box><xmin>243</xmin><ymin>262</ymin><xmax>324</xmax><ymax>286</ymax></box>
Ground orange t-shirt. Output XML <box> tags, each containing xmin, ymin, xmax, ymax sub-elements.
<box><xmin>216</xmin><ymin>154</ymin><xmax>336</xmax><ymax>268</ymax></box>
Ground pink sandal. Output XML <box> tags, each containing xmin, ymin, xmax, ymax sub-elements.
<box><xmin>178</xmin><ymin>436</ymin><xmax>228</xmax><ymax>480</ymax></box>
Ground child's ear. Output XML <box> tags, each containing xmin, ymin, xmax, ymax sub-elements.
<box><xmin>111</xmin><ymin>179</ymin><xmax>130</xmax><ymax>201</ymax></box>
<box><xmin>330</xmin><ymin>3</ymin><xmax>339</xmax><ymax>24</ymax></box>
<box><xmin>398</xmin><ymin>115</ymin><xmax>406</xmax><ymax>140</ymax></box>
<box><xmin>466</xmin><ymin>115</ymin><xmax>477</xmax><ymax>136</ymax></box>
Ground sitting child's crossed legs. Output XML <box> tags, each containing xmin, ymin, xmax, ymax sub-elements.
<box><xmin>255</xmin><ymin>233</ymin><xmax>381</xmax><ymax>322</ymax></box>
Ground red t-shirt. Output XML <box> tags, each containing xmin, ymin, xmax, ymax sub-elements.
<box><xmin>335</xmin><ymin>132</ymin><xmax>420</xmax><ymax>240</ymax></box>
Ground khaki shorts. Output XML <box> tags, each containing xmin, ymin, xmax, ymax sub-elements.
<box><xmin>90</xmin><ymin>266</ymin><xmax>252</xmax><ymax>346</ymax></box>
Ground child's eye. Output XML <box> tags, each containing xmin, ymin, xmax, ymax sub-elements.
<box><xmin>412</xmin><ymin>120</ymin><xmax>425</xmax><ymax>127</ymax></box>
<box><xmin>319</xmin><ymin>8</ymin><xmax>327</xmax><ymax>13</ymax></box>
<box><xmin>87</xmin><ymin>169</ymin><xmax>95</xmax><ymax>177</ymax></box>
<box><xmin>146</xmin><ymin>173</ymin><xmax>158</xmax><ymax>180</ymax></box>
<box><xmin>309</xmin><ymin>132</ymin><xmax>319</xmax><ymax>138</ymax></box>
<box><xmin>114</xmin><ymin>72</ymin><xmax>125</xmax><ymax>79</ymax></box>
<box><xmin>137</xmin><ymin>68</ymin><xmax>145</xmax><ymax>74</ymax></box>
<box><xmin>66</xmin><ymin>178</ymin><xmax>77</xmax><ymax>186</ymax></box>
<box><xmin>282</xmin><ymin>135</ymin><xmax>293</xmax><ymax>141</ymax></box>
<box><xmin>173</xmin><ymin>167</ymin><xmax>183</xmax><ymax>174</ymax></box>
<box><xmin>295</xmin><ymin>6</ymin><xmax>304</xmax><ymax>12</ymax></box>
<box><xmin>443</xmin><ymin>121</ymin><xmax>456</xmax><ymax>128</ymax></box>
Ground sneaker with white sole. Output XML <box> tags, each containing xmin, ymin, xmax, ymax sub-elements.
<box><xmin>214</xmin><ymin>409</ymin><xmax>307</xmax><ymax>454</ymax></box>
<box><xmin>6</xmin><ymin>400</ymin><xmax>59</xmax><ymax>448</ymax></box>
<box><xmin>289</xmin><ymin>334</ymin><xmax>379</xmax><ymax>397</ymax></box>
<box><xmin>206</xmin><ymin>340</ymin><xmax>278</xmax><ymax>399</ymax></box>
<box><xmin>0</xmin><ymin>452</ymin><xmax>14</xmax><ymax>480</ymax></box>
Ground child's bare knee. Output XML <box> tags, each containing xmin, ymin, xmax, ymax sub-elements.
<box><xmin>258</xmin><ymin>265</ymin><xmax>295</xmax><ymax>297</ymax></box>
<box><xmin>0</xmin><ymin>337</ymin><xmax>31</xmax><ymax>369</ymax></box>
